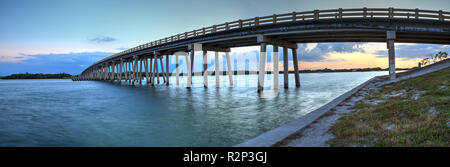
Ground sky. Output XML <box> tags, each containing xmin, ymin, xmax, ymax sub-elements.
<box><xmin>0</xmin><ymin>0</ymin><xmax>449</xmax><ymax>75</ymax></box>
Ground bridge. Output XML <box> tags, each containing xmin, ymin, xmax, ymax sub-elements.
<box><xmin>74</xmin><ymin>7</ymin><xmax>450</xmax><ymax>92</ymax></box>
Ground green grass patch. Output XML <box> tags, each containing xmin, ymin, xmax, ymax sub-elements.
<box><xmin>327</xmin><ymin>67</ymin><xmax>450</xmax><ymax>147</ymax></box>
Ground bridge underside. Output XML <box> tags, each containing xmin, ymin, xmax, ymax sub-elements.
<box><xmin>158</xmin><ymin>18</ymin><xmax>450</xmax><ymax>54</ymax></box>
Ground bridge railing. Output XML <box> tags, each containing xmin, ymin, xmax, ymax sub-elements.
<box><xmin>89</xmin><ymin>7</ymin><xmax>449</xmax><ymax>70</ymax></box>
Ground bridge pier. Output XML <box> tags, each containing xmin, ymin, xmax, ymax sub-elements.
<box><xmin>155</xmin><ymin>56</ymin><xmax>160</xmax><ymax>84</ymax></box>
<box><xmin>127</xmin><ymin>59</ymin><xmax>130</xmax><ymax>83</ymax></box>
<box><xmin>257</xmin><ymin>35</ymin><xmax>299</xmax><ymax>91</ymax></box>
<box><xmin>133</xmin><ymin>56</ymin><xmax>137</xmax><ymax>85</ymax></box>
<box><xmin>203</xmin><ymin>50</ymin><xmax>208</xmax><ymax>87</ymax></box>
<box><xmin>109</xmin><ymin>63</ymin><xmax>112</xmax><ymax>81</ymax></box>
<box><xmin>113</xmin><ymin>63</ymin><xmax>116</xmax><ymax>81</ymax></box>
<box><xmin>123</xmin><ymin>61</ymin><xmax>126</xmax><ymax>82</ymax></box>
<box><xmin>152</xmin><ymin>55</ymin><xmax>156</xmax><ymax>86</ymax></box>
<box><xmin>258</xmin><ymin>43</ymin><xmax>267</xmax><ymax>92</ymax></box>
<box><xmin>226</xmin><ymin>52</ymin><xmax>233</xmax><ymax>87</ymax></box>
<box><xmin>105</xmin><ymin>64</ymin><xmax>108</xmax><ymax>81</ymax></box>
<box><xmin>149</xmin><ymin>56</ymin><xmax>154</xmax><ymax>85</ymax></box>
<box><xmin>103</xmin><ymin>64</ymin><xmax>107</xmax><ymax>81</ymax></box>
<box><xmin>215</xmin><ymin>51</ymin><xmax>220</xmax><ymax>87</ymax></box>
<box><xmin>119</xmin><ymin>59</ymin><xmax>123</xmax><ymax>82</ymax></box>
<box><xmin>159</xmin><ymin>57</ymin><xmax>166</xmax><ymax>83</ymax></box>
<box><xmin>166</xmin><ymin>55</ymin><xmax>169</xmax><ymax>85</ymax></box>
<box><xmin>175</xmin><ymin>55</ymin><xmax>179</xmax><ymax>86</ymax></box>
<box><xmin>113</xmin><ymin>62</ymin><xmax>116</xmax><ymax>81</ymax></box>
<box><xmin>293</xmin><ymin>48</ymin><xmax>300</xmax><ymax>87</ymax></box>
<box><xmin>104</xmin><ymin>64</ymin><xmax>107</xmax><ymax>80</ymax></box>
<box><xmin>387</xmin><ymin>31</ymin><xmax>396</xmax><ymax>80</ymax></box>
<box><xmin>283</xmin><ymin>47</ymin><xmax>289</xmax><ymax>88</ymax></box>
<box><xmin>139</xmin><ymin>58</ymin><xmax>143</xmax><ymax>84</ymax></box>
<box><xmin>273</xmin><ymin>45</ymin><xmax>279</xmax><ymax>90</ymax></box>
<box><xmin>187</xmin><ymin>49</ymin><xmax>193</xmax><ymax>88</ymax></box>
<box><xmin>144</xmin><ymin>57</ymin><xmax>148</xmax><ymax>84</ymax></box>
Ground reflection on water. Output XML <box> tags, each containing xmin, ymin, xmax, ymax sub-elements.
<box><xmin>0</xmin><ymin>72</ymin><xmax>386</xmax><ymax>146</ymax></box>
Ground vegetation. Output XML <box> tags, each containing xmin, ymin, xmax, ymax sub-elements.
<box><xmin>0</xmin><ymin>73</ymin><xmax>72</xmax><ymax>79</ymax></box>
<box><xmin>421</xmin><ymin>51</ymin><xmax>448</xmax><ymax>66</ymax></box>
<box><xmin>328</xmin><ymin>67</ymin><xmax>450</xmax><ymax>146</ymax></box>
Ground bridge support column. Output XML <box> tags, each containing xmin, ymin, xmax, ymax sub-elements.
<box><xmin>105</xmin><ymin>64</ymin><xmax>108</xmax><ymax>81</ymax></box>
<box><xmin>106</xmin><ymin>64</ymin><xmax>109</xmax><ymax>80</ymax></box>
<box><xmin>273</xmin><ymin>45</ymin><xmax>279</xmax><ymax>90</ymax></box>
<box><xmin>111</xmin><ymin>62</ymin><xmax>116</xmax><ymax>82</ymax></box>
<box><xmin>144</xmin><ymin>57</ymin><xmax>149</xmax><ymax>84</ymax></box>
<box><xmin>114</xmin><ymin>63</ymin><xmax>117</xmax><ymax>81</ymax></box>
<box><xmin>112</xmin><ymin>62</ymin><xmax>115</xmax><ymax>81</ymax></box>
<box><xmin>104</xmin><ymin>64</ymin><xmax>107</xmax><ymax>81</ymax></box>
<box><xmin>152</xmin><ymin>56</ymin><xmax>157</xmax><ymax>86</ymax></box>
<box><xmin>166</xmin><ymin>55</ymin><xmax>169</xmax><ymax>86</ymax></box>
<box><xmin>155</xmin><ymin>56</ymin><xmax>160</xmax><ymax>84</ymax></box>
<box><xmin>119</xmin><ymin>59</ymin><xmax>123</xmax><ymax>82</ymax></box>
<box><xmin>108</xmin><ymin>64</ymin><xmax>111</xmax><ymax>81</ymax></box>
<box><xmin>133</xmin><ymin>56</ymin><xmax>137</xmax><ymax>85</ymax></box>
<box><xmin>133</xmin><ymin>59</ymin><xmax>137</xmax><ymax>84</ymax></box>
<box><xmin>191</xmin><ymin>51</ymin><xmax>194</xmax><ymax>82</ymax></box>
<box><xmin>187</xmin><ymin>49</ymin><xmax>194</xmax><ymax>88</ymax></box>
<box><xmin>175</xmin><ymin>55</ymin><xmax>179</xmax><ymax>86</ymax></box>
<box><xmin>110</xmin><ymin>63</ymin><xmax>113</xmax><ymax>81</ymax></box>
<box><xmin>109</xmin><ymin>63</ymin><xmax>112</xmax><ymax>81</ymax></box>
<box><xmin>292</xmin><ymin>48</ymin><xmax>300</xmax><ymax>87</ymax></box>
<box><xmin>126</xmin><ymin>61</ymin><xmax>129</xmax><ymax>83</ymax></box>
<box><xmin>203</xmin><ymin>50</ymin><xmax>208</xmax><ymax>87</ymax></box>
<box><xmin>226</xmin><ymin>52</ymin><xmax>233</xmax><ymax>87</ymax></box>
<box><xmin>100</xmin><ymin>65</ymin><xmax>103</xmax><ymax>80</ymax></box>
<box><xmin>283</xmin><ymin>47</ymin><xmax>289</xmax><ymax>88</ymax></box>
<box><xmin>124</xmin><ymin>61</ymin><xmax>128</xmax><ymax>83</ymax></box>
<box><xmin>139</xmin><ymin>58</ymin><xmax>143</xmax><ymax>84</ymax></box>
<box><xmin>387</xmin><ymin>31</ymin><xmax>396</xmax><ymax>80</ymax></box>
<box><xmin>258</xmin><ymin>43</ymin><xmax>267</xmax><ymax>92</ymax></box>
<box><xmin>215</xmin><ymin>51</ymin><xmax>220</xmax><ymax>87</ymax></box>
<box><xmin>149</xmin><ymin>57</ymin><xmax>154</xmax><ymax>85</ymax></box>
<box><xmin>159</xmin><ymin>57</ymin><xmax>166</xmax><ymax>83</ymax></box>
<box><xmin>128</xmin><ymin>60</ymin><xmax>131</xmax><ymax>84</ymax></box>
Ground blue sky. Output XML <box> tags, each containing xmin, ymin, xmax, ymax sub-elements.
<box><xmin>0</xmin><ymin>0</ymin><xmax>449</xmax><ymax>75</ymax></box>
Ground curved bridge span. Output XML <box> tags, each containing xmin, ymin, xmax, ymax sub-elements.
<box><xmin>75</xmin><ymin>7</ymin><xmax>450</xmax><ymax>91</ymax></box>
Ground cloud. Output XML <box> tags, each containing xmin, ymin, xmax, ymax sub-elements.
<box><xmin>296</xmin><ymin>42</ymin><xmax>367</xmax><ymax>62</ymax></box>
<box><xmin>375</xmin><ymin>44</ymin><xmax>449</xmax><ymax>60</ymax></box>
<box><xmin>116</xmin><ymin>47</ymin><xmax>128</xmax><ymax>50</ymax></box>
<box><xmin>89</xmin><ymin>36</ymin><xmax>116</xmax><ymax>43</ymax></box>
<box><xmin>0</xmin><ymin>52</ymin><xmax>114</xmax><ymax>76</ymax></box>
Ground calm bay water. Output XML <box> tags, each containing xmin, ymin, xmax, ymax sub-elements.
<box><xmin>0</xmin><ymin>72</ymin><xmax>386</xmax><ymax>146</ymax></box>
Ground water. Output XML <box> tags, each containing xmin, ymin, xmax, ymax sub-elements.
<box><xmin>0</xmin><ymin>72</ymin><xmax>387</xmax><ymax>146</ymax></box>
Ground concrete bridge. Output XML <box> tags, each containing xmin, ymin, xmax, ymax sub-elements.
<box><xmin>74</xmin><ymin>7</ymin><xmax>450</xmax><ymax>92</ymax></box>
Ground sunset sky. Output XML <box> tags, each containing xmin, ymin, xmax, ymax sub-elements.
<box><xmin>0</xmin><ymin>0</ymin><xmax>449</xmax><ymax>75</ymax></box>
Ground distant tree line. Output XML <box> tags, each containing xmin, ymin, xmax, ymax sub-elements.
<box><xmin>0</xmin><ymin>73</ymin><xmax>72</xmax><ymax>79</ymax></box>
<box><xmin>165</xmin><ymin>67</ymin><xmax>415</xmax><ymax>76</ymax></box>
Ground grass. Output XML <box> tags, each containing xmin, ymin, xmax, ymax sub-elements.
<box><xmin>327</xmin><ymin>67</ymin><xmax>450</xmax><ymax>147</ymax></box>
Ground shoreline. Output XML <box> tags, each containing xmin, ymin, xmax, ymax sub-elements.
<box><xmin>0</xmin><ymin>78</ymin><xmax>72</xmax><ymax>80</ymax></box>
<box><xmin>236</xmin><ymin>59</ymin><xmax>450</xmax><ymax>147</ymax></box>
